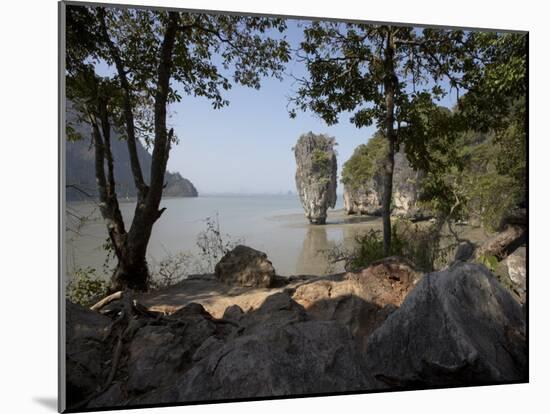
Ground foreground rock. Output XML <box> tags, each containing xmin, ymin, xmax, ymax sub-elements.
<box><xmin>159</xmin><ymin>293</ymin><xmax>372</xmax><ymax>403</ymax></box>
<box><xmin>294</xmin><ymin>132</ymin><xmax>338</xmax><ymax>224</ymax></box>
<box><xmin>215</xmin><ymin>245</ymin><xmax>275</xmax><ymax>288</ymax></box>
<box><xmin>365</xmin><ymin>262</ymin><xmax>527</xmax><ymax>388</ymax></box>
<box><xmin>66</xmin><ymin>260</ymin><xmax>527</xmax><ymax>409</ymax></box>
<box><xmin>69</xmin><ymin>292</ymin><xmax>374</xmax><ymax>409</ymax></box>
<box><xmin>291</xmin><ymin>257</ymin><xmax>421</xmax><ymax>348</ymax></box>
<box><xmin>65</xmin><ymin>301</ymin><xmax>113</xmax><ymax>408</ymax></box>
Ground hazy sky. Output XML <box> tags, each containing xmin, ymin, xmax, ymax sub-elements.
<box><xmin>123</xmin><ymin>19</ymin><xmax>458</xmax><ymax>195</ymax></box>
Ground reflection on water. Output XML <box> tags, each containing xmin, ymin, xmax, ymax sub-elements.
<box><xmin>296</xmin><ymin>226</ymin><xmax>332</xmax><ymax>275</ymax></box>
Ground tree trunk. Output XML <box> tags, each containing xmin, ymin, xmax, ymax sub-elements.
<box><xmin>111</xmin><ymin>247</ymin><xmax>149</xmax><ymax>291</ymax></box>
<box><xmin>107</xmin><ymin>11</ymin><xmax>180</xmax><ymax>291</ymax></box>
<box><xmin>382</xmin><ymin>27</ymin><xmax>398</xmax><ymax>256</ymax></box>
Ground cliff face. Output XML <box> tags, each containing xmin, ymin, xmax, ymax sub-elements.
<box><xmin>342</xmin><ymin>143</ymin><xmax>428</xmax><ymax>220</ymax></box>
<box><xmin>343</xmin><ymin>176</ymin><xmax>383</xmax><ymax>216</ymax></box>
<box><xmin>391</xmin><ymin>150</ymin><xmax>426</xmax><ymax>219</ymax></box>
<box><xmin>294</xmin><ymin>133</ymin><xmax>338</xmax><ymax>225</ymax></box>
<box><xmin>65</xmin><ymin>108</ymin><xmax>198</xmax><ymax>201</ymax></box>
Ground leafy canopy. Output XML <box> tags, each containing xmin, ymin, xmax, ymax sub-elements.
<box><xmin>341</xmin><ymin>132</ymin><xmax>387</xmax><ymax>190</ymax></box>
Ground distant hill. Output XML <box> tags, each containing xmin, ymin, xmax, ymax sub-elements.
<box><xmin>65</xmin><ymin>108</ymin><xmax>198</xmax><ymax>201</ymax></box>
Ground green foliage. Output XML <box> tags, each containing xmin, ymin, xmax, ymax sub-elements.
<box><xmin>67</xmin><ymin>5</ymin><xmax>290</xmax><ymax>111</ymax></box>
<box><xmin>341</xmin><ymin>132</ymin><xmax>387</xmax><ymax>190</ymax></box>
<box><xmin>341</xmin><ymin>220</ymin><xmax>447</xmax><ymax>272</ymax></box>
<box><xmin>66</xmin><ymin>267</ymin><xmax>108</xmax><ymax>306</ymax></box>
<box><xmin>476</xmin><ymin>254</ymin><xmax>498</xmax><ymax>273</ymax></box>
<box><xmin>312</xmin><ymin>148</ymin><xmax>331</xmax><ymax>171</ymax></box>
<box><xmin>458</xmin><ymin>32</ymin><xmax>527</xmax><ymax>131</ymax></box>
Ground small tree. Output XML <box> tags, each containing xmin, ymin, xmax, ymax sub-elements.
<box><xmin>65</xmin><ymin>5</ymin><xmax>290</xmax><ymax>291</ymax></box>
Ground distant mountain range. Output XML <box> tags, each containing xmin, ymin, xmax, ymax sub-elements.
<box><xmin>65</xmin><ymin>109</ymin><xmax>198</xmax><ymax>201</ymax></box>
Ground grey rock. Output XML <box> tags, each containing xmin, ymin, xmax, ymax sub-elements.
<box><xmin>365</xmin><ymin>263</ymin><xmax>527</xmax><ymax>388</ymax></box>
<box><xmin>126</xmin><ymin>302</ymin><xmax>221</xmax><ymax>394</ymax></box>
<box><xmin>215</xmin><ymin>245</ymin><xmax>275</xmax><ymax>288</ymax></box>
<box><xmin>87</xmin><ymin>383</ymin><xmax>125</xmax><ymax>409</ymax></box>
<box><xmin>453</xmin><ymin>240</ymin><xmax>475</xmax><ymax>263</ymax></box>
<box><xmin>294</xmin><ymin>132</ymin><xmax>337</xmax><ymax>224</ymax></box>
<box><xmin>65</xmin><ymin>300</ymin><xmax>112</xmax><ymax>407</ymax></box>
<box><xmin>172</xmin><ymin>293</ymin><xmax>371</xmax><ymax>401</ymax></box>
<box><xmin>222</xmin><ymin>304</ymin><xmax>245</xmax><ymax>322</ymax></box>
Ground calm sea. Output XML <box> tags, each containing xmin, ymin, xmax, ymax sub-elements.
<box><xmin>65</xmin><ymin>194</ymin><xmax>383</xmax><ymax>278</ymax></box>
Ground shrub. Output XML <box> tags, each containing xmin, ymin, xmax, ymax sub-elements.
<box><xmin>149</xmin><ymin>251</ymin><xmax>196</xmax><ymax>290</ymax></box>
<box><xmin>326</xmin><ymin>219</ymin><xmax>454</xmax><ymax>273</ymax></box>
<box><xmin>66</xmin><ymin>267</ymin><xmax>108</xmax><ymax>306</ymax></box>
<box><xmin>196</xmin><ymin>213</ymin><xmax>242</xmax><ymax>273</ymax></box>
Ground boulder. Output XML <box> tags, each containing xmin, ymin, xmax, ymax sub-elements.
<box><xmin>294</xmin><ymin>132</ymin><xmax>338</xmax><ymax>224</ymax></box>
<box><xmin>451</xmin><ymin>240</ymin><xmax>475</xmax><ymax>263</ymax></box>
<box><xmin>364</xmin><ymin>262</ymin><xmax>527</xmax><ymax>388</ymax></box>
<box><xmin>215</xmin><ymin>245</ymin><xmax>275</xmax><ymax>288</ymax></box>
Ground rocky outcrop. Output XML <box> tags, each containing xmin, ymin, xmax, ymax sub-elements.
<box><xmin>343</xmin><ymin>184</ymin><xmax>382</xmax><ymax>216</ymax></box>
<box><xmin>163</xmin><ymin>172</ymin><xmax>198</xmax><ymax>198</ymax></box>
<box><xmin>215</xmin><ymin>245</ymin><xmax>275</xmax><ymax>288</ymax></box>
<box><xmin>342</xmin><ymin>146</ymin><xmax>428</xmax><ymax>220</ymax></box>
<box><xmin>294</xmin><ymin>133</ymin><xmax>337</xmax><ymax>224</ymax></box>
<box><xmin>66</xmin><ymin>259</ymin><xmax>527</xmax><ymax>410</ymax></box>
<box><xmin>391</xmin><ymin>150</ymin><xmax>428</xmax><ymax>220</ymax></box>
<box><xmin>365</xmin><ymin>262</ymin><xmax>527</xmax><ymax>388</ymax></box>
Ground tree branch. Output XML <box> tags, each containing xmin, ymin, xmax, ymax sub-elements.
<box><xmin>98</xmin><ymin>8</ymin><xmax>148</xmax><ymax>200</ymax></box>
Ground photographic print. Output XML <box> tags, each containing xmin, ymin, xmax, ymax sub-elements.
<box><xmin>59</xmin><ymin>1</ymin><xmax>528</xmax><ymax>411</ymax></box>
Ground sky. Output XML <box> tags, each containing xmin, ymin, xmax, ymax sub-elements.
<box><xmin>99</xmin><ymin>18</ymin><xmax>459</xmax><ymax>195</ymax></box>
